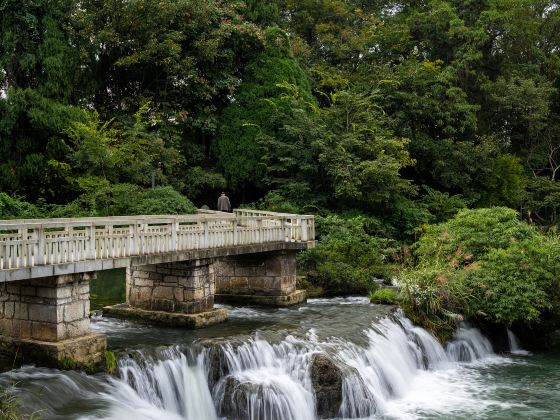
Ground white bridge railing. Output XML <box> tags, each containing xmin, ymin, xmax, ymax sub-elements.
<box><xmin>0</xmin><ymin>210</ymin><xmax>315</xmax><ymax>271</ymax></box>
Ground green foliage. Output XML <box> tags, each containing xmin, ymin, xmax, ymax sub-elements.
<box><xmin>299</xmin><ymin>215</ymin><xmax>397</xmax><ymax>294</ymax></box>
<box><xmin>67</xmin><ymin>105</ymin><xmax>184</xmax><ymax>188</ymax></box>
<box><xmin>419</xmin><ymin>186</ymin><xmax>466</xmax><ymax>223</ymax></box>
<box><xmin>401</xmin><ymin>208</ymin><xmax>560</xmax><ymax>335</ymax></box>
<box><xmin>317</xmin><ymin>91</ymin><xmax>417</xmax><ymax>210</ymax></box>
<box><xmin>184</xmin><ymin>167</ymin><xmax>226</xmax><ymax>200</ymax></box>
<box><xmin>369</xmin><ymin>288</ymin><xmax>400</xmax><ymax>305</ymax></box>
<box><xmin>59</xmin><ymin>357</ymin><xmax>77</xmax><ymax>370</ymax></box>
<box><xmin>413</xmin><ymin>207</ymin><xmax>536</xmax><ymax>264</ymax></box>
<box><xmin>0</xmin><ymin>0</ymin><xmax>86</xmax><ymax>201</ymax></box>
<box><xmin>104</xmin><ymin>350</ymin><xmax>117</xmax><ymax>375</ymax></box>
<box><xmin>0</xmin><ymin>388</ymin><xmax>21</xmax><ymax>420</ymax></box>
<box><xmin>461</xmin><ymin>237</ymin><xmax>560</xmax><ymax>324</ymax></box>
<box><xmin>3</xmin><ymin>0</ymin><xmax>558</xmax><ymax>233</ymax></box>
<box><xmin>214</xmin><ymin>27</ymin><xmax>317</xmax><ymax>196</ymax></box>
<box><xmin>524</xmin><ymin>176</ymin><xmax>560</xmax><ymax>228</ymax></box>
<box><xmin>50</xmin><ymin>184</ymin><xmax>197</xmax><ymax>217</ymax></box>
<box><xmin>479</xmin><ymin>154</ymin><xmax>527</xmax><ymax>207</ymax></box>
<box><xmin>255</xmin><ymin>191</ymin><xmax>304</xmax><ymax>214</ymax></box>
<box><xmin>0</xmin><ymin>193</ymin><xmax>43</xmax><ymax>219</ymax></box>
<box><xmin>1</xmin><ymin>184</ymin><xmax>197</xmax><ymax>219</ymax></box>
<box><xmin>0</xmin><ymin>387</ymin><xmax>41</xmax><ymax>420</ymax></box>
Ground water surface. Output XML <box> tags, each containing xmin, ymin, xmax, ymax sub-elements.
<box><xmin>1</xmin><ymin>295</ymin><xmax>559</xmax><ymax>419</ymax></box>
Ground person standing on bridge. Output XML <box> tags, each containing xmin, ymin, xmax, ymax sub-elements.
<box><xmin>217</xmin><ymin>192</ymin><xmax>232</xmax><ymax>212</ymax></box>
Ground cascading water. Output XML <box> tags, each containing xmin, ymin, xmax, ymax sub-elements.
<box><xmin>506</xmin><ymin>328</ymin><xmax>530</xmax><ymax>355</ymax></box>
<box><xmin>446</xmin><ymin>322</ymin><xmax>494</xmax><ymax>362</ymax></box>
<box><xmin>1</xmin><ymin>299</ymin><xmax>524</xmax><ymax>420</ymax></box>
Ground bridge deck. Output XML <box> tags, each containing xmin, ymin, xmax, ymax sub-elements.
<box><xmin>0</xmin><ymin>209</ymin><xmax>315</xmax><ymax>282</ymax></box>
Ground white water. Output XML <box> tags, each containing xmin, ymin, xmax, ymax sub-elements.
<box><xmin>72</xmin><ymin>310</ymin><xmax>509</xmax><ymax>420</ymax></box>
<box><xmin>507</xmin><ymin>328</ymin><xmax>530</xmax><ymax>355</ymax></box>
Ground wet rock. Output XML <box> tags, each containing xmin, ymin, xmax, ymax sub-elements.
<box><xmin>207</xmin><ymin>344</ymin><xmax>229</xmax><ymax>388</ymax></box>
<box><xmin>310</xmin><ymin>353</ymin><xmax>343</xmax><ymax>418</ymax></box>
<box><xmin>198</xmin><ymin>338</ymin><xmax>235</xmax><ymax>388</ymax></box>
<box><xmin>217</xmin><ymin>376</ymin><xmax>256</xmax><ymax>419</ymax></box>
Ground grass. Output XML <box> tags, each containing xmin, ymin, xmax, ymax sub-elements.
<box><xmin>369</xmin><ymin>288</ymin><xmax>400</xmax><ymax>305</ymax></box>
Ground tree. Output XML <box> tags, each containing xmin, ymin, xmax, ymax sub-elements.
<box><xmin>214</xmin><ymin>28</ymin><xmax>321</xmax><ymax>203</ymax></box>
<box><xmin>317</xmin><ymin>90</ymin><xmax>416</xmax><ymax>210</ymax></box>
<box><xmin>66</xmin><ymin>104</ymin><xmax>184</xmax><ymax>191</ymax></box>
<box><xmin>0</xmin><ymin>0</ymin><xmax>86</xmax><ymax>201</ymax></box>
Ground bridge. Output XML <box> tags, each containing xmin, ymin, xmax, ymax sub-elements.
<box><xmin>0</xmin><ymin>209</ymin><xmax>315</xmax><ymax>368</ymax></box>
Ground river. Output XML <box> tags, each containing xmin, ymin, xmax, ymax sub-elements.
<box><xmin>1</xmin><ymin>271</ymin><xmax>559</xmax><ymax>419</ymax></box>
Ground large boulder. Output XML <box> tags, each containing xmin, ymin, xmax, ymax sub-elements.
<box><xmin>217</xmin><ymin>376</ymin><xmax>256</xmax><ymax>419</ymax></box>
<box><xmin>310</xmin><ymin>353</ymin><xmax>343</xmax><ymax>418</ymax></box>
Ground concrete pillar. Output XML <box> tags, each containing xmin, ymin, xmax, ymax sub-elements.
<box><xmin>213</xmin><ymin>251</ymin><xmax>306</xmax><ymax>306</ymax></box>
<box><xmin>0</xmin><ymin>273</ymin><xmax>106</xmax><ymax>368</ymax></box>
<box><xmin>104</xmin><ymin>259</ymin><xmax>226</xmax><ymax>328</ymax></box>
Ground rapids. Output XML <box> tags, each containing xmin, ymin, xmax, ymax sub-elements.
<box><xmin>0</xmin><ymin>297</ymin><xmax>544</xmax><ymax>419</ymax></box>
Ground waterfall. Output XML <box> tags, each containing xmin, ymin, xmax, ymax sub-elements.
<box><xmin>507</xmin><ymin>328</ymin><xmax>529</xmax><ymax>355</ymax></box>
<box><xmin>72</xmin><ymin>310</ymin><xmax>497</xmax><ymax>419</ymax></box>
<box><xmin>91</xmin><ymin>348</ymin><xmax>218</xmax><ymax>420</ymax></box>
<box><xmin>0</xmin><ymin>308</ymin><xmax>500</xmax><ymax>420</ymax></box>
<box><xmin>446</xmin><ymin>323</ymin><xmax>494</xmax><ymax>362</ymax></box>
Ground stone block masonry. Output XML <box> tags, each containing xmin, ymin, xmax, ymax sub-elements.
<box><xmin>126</xmin><ymin>259</ymin><xmax>215</xmax><ymax>313</ymax></box>
<box><xmin>107</xmin><ymin>258</ymin><xmax>227</xmax><ymax>328</ymax></box>
<box><xmin>0</xmin><ymin>272</ymin><xmax>106</xmax><ymax>368</ymax></box>
<box><xmin>214</xmin><ymin>251</ymin><xmax>306</xmax><ymax>306</ymax></box>
<box><xmin>0</xmin><ymin>273</ymin><xmax>93</xmax><ymax>342</ymax></box>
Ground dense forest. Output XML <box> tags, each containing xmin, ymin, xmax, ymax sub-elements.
<box><xmin>1</xmin><ymin>1</ymin><xmax>560</xmax><ymax>341</ymax></box>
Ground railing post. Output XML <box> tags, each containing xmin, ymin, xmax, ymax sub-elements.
<box><xmin>35</xmin><ymin>226</ymin><xmax>45</xmax><ymax>266</ymax></box>
<box><xmin>257</xmin><ymin>218</ymin><xmax>262</xmax><ymax>243</ymax></box>
<box><xmin>233</xmin><ymin>219</ymin><xmax>238</xmax><ymax>245</ymax></box>
<box><xmin>301</xmin><ymin>218</ymin><xmax>308</xmax><ymax>242</ymax></box>
<box><xmin>171</xmin><ymin>219</ymin><xmax>177</xmax><ymax>251</ymax></box>
<box><xmin>203</xmin><ymin>219</ymin><xmax>209</xmax><ymax>248</ymax></box>
<box><xmin>20</xmin><ymin>227</ymin><xmax>27</xmax><ymax>267</ymax></box>
<box><xmin>84</xmin><ymin>223</ymin><xmax>94</xmax><ymax>260</ymax></box>
<box><xmin>128</xmin><ymin>222</ymin><xmax>136</xmax><ymax>255</ymax></box>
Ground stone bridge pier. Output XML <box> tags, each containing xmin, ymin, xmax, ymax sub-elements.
<box><xmin>0</xmin><ymin>273</ymin><xmax>106</xmax><ymax>368</ymax></box>
<box><xmin>104</xmin><ymin>258</ymin><xmax>227</xmax><ymax>327</ymax></box>
<box><xmin>213</xmin><ymin>251</ymin><xmax>306</xmax><ymax>306</ymax></box>
<box><xmin>104</xmin><ymin>250</ymin><xmax>306</xmax><ymax>326</ymax></box>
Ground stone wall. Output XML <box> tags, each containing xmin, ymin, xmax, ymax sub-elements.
<box><xmin>126</xmin><ymin>259</ymin><xmax>215</xmax><ymax>313</ymax></box>
<box><xmin>0</xmin><ymin>272</ymin><xmax>93</xmax><ymax>342</ymax></box>
<box><xmin>214</xmin><ymin>251</ymin><xmax>297</xmax><ymax>297</ymax></box>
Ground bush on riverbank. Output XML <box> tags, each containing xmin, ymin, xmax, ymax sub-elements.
<box><xmin>299</xmin><ymin>215</ymin><xmax>398</xmax><ymax>294</ymax></box>
<box><xmin>369</xmin><ymin>288</ymin><xmax>400</xmax><ymax>305</ymax></box>
<box><xmin>400</xmin><ymin>207</ymin><xmax>560</xmax><ymax>341</ymax></box>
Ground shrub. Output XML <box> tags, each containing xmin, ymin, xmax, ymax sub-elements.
<box><xmin>1</xmin><ymin>184</ymin><xmax>197</xmax><ymax>219</ymax></box>
<box><xmin>49</xmin><ymin>184</ymin><xmax>197</xmax><ymax>217</ymax></box>
<box><xmin>461</xmin><ymin>236</ymin><xmax>560</xmax><ymax>324</ymax></box>
<box><xmin>419</xmin><ymin>186</ymin><xmax>467</xmax><ymax>223</ymax></box>
<box><xmin>0</xmin><ymin>193</ymin><xmax>43</xmax><ymax>219</ymax></box>
<box><xmin>299</xmin><ymin>215</ymin><xmax>397</xmax><ymax>294</ymax></box>
<box><xmin>128</xmin><ymin>186</ymin><xmax>198</xmax><ymax>215</ymax></box>
<box><xmin>369</xmin><ymin>288</ymin><xmax>400</xmax><ymax>305</ymax></box>
<box><xmin>400</xmin><ymin>207</ymin><xmax>560</xmax><ymax>338</ymax></box>
<box><xmin>413</xmin><ymin>207</ymin><xmax>537</xmax><ymax>266</ymax></box>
